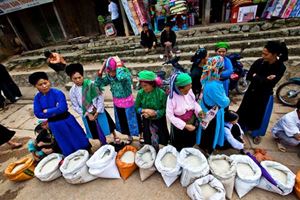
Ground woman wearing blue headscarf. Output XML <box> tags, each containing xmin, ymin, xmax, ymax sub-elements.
<box><xmin>197</xmin><ymin>56</ymin><xmax>230</xmax><ymax>154</ymax></box>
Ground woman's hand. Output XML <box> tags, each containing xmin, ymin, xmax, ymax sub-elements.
<box><xmin>198</xmin><ymin>111</ymin><xmax>206</xmax><ymax>119</ymax></box>
<box><xmin>88</xmin><ymin>113</ymin><xmax>95</xmax><ymax>121</ymax></box>
<box><xmin>43</xmin><ymin>109</ymin><xmax>47</xmax><ymax>113</ymax></box>
<box><xmin>185</xmin><ymin>124</ymin><xmax>196</xmax><ymax>132</ymax></box>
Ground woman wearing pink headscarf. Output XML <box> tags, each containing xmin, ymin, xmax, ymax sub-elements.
<box><xmin>96</xmin><ymin>56</ymin><xmax>140</xmax><ymax>144</ymax></box>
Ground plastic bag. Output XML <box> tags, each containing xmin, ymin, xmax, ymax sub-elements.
<box><xmin>135</xmin><ymin>144</ymin><xmax>157</xmax><ymax>181</ymax></box>
<box><xmin>155</xmin><ymin>145</ymin><xmax>181</xmax><ymax>187</ymax></box>
<box><xmin>257</xmin><ymin>160</ymin><xmax>296</xmax><ymax>195</ymax></box>
<box><xmin>86</xmin><ymin>144</ymin><xmax>120</xmax><ymax>179</ymax></box>
<box><xmin>208</xmin><ymin>154</ymin><xmax>236</xmax><ymax>199</ymax></box>
<box><xmin>230</xmin><ymin>154</ymin><xmax>262</xmax><ymax>198</ymax></box>
<box><xmin>116</xmin><ymin>145</ymin><xmax>137</xmax><ymax>180</ymax></box>
<box><xmin>34</xmin><ymin>153</ymin><xmax>63</xmax><ymax>182</ymax></box>
<box><xmin>5</xmin><ymin>156</ymin><xmax>35</xmax><ymax>181</ymax></box>
<box><xmin>60</xmin><ymin>150</ymin><xmax>97</xmax><ymax>184</ymax></box>
<box><xmin>177</xmin><ymin>148</ymin><xmax>209</xmax><ymax>187</ymax></box>
<box><xmin>187</xmin><ymin>174</ymin><xmax>226</xmax><ymax>200</ymax></box>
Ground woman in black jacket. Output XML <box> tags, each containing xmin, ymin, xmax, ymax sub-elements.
<box><xmin>160</xmin><ymin>22</ymin><xmax>176</xmax><ymax>59</ymax></box>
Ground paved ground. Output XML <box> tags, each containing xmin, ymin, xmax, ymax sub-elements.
<box><xmin>0</xmin><ymin>86</ymin><xmax>299</xmax><ymax>200</ymax></box>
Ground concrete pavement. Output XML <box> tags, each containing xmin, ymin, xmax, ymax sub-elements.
<box><xmin>0</xmin><ymin>87</ymin><xmax>299</xmax><ymax>200</ymax></box>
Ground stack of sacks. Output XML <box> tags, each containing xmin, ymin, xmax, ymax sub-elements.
<box><xmin>135</xmin><ymin>145</ymin><xmax>157</xmax><ymax>181</ymax></box>
<box><xmin>86</xmin><ymin>145</ymin><xmax>120</xmax><ymax>179</ymax></box>
<box><xmin>208</xmin><ymin>154</ymin><xmax>237</xmax><ymax>199</ymax></box>
<box><xmin>5</xmin><ymin>156</ymin><xmax>35</xmax><ymax>181</ymax></box>
<box><xmin>257</xmin><ymin>160</ymin><xmax>296</xmax><ymax>195</ymax></box>
<box><xmin>177</xmin><ymin>148</ymin><xmax>209</xmax><ymax>187</ymax></box>
<box><xmin>116</xmin><ymin>145</ymin><xmax>137</xmax><ymax>180</ymax></box>
<box><xmin>35</xmin><ymin>153</ymin><xmax>63</xmax><ymax>182</ymax></box>
<box><xmin>155</xmin><ymin>145</ymin><xmax>181</xmax><ymax>187</ymax></box>
<box><xmin>187</xmin><ymin>174</ymin><xmax>226</xmax><ymax>200</ymax></box>
<box><xmin>230</xmin><ymin>154</ymin><xmax>262</xmax><ymax>198</ymax></box>
<box><xmin>169</xmin><ymin>0</ymin><xmax>187</xmax><ymax>15</ymax></box>
<box><xmin>60</xmin><ymin>150</ymin><xmax>97</xmax><ymax>184</ymax></box>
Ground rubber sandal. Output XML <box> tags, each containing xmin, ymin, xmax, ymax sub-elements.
<box><xmin>277</xmin><ymin>142</ymin><xmax>286</xmax><ymax>152</ymax></box>
<box><xmin>253</xmin><ymin>136</ymin><xmax>262</xmax><ymax>145</ymax></box>
<box><xmin>139</xmin><ymin>138</ymin><xmax>145</xmax><ymax>144</ymax></box>
<box><xmin>125</xmin><ymin>138</ymin><xmax>133</xmax><ymax>145</ymax></box>
<box><xmin>10</xmin><ymin>143</ymin><xmax>22</xmax><ymax>149</ymax></box>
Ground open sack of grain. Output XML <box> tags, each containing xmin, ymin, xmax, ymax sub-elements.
<box><xmin>34</xmin><ymin>153</ymin><xmax>63</xmax><ymax>182</ymax></box>
<box><xmin>116</xmin><ymin>145</ymin><xmax>137</xmax><ymax>180</ymax></box>
<box><xmin>155</xmin><ymin>145</ymin><xmax>181</xmax><ymax>187</ymax></box>
<box><xmin>187</xmin><ymin>174</ymin><xmax>226</xmax><ymax>200</ymax></box>
<box><xmin>208</xmin><ymin>154</ymin><xmax>236</xmax><ymax>199</ymax></box>
<box><xmin>59</xmin><ymin>149</ymin><xmax>97</xmax><ymax>184</ymax></box>
<box><xmin>86</xmin><ymin>144</ymin><xmax>120</xmax><ymax>179</ymax></box>
<box><xmin>135</xmin><ymin>144</ymin><xmax>157</xmax><ymax>181</ymax></box>
<box><xmin>5</xmin><ymin>156</ymin><xmax>35</xmax><ymax>181</ymax></box>
<box><xmin>178</xmin><ymin>148</ymin><xmax>209</xmax><ymax>187</ymax></box>
<box><xmin>257</xmin><ymin>160</ymin><xmax>296</xmax><ymax>195</ymax></box>
<box><xmin>230</xmin><ymin>155</ymin><xmax>262</xmax><ymax>198</ymax></box>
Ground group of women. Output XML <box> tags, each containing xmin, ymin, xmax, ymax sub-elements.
<box><xmin>28</xmin><ymin>40</ymin><xmax>288</xmax><ymax>157</ymax></box>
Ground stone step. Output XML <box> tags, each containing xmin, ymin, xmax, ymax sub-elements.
<box><xmin>11</xmin><ymin>56</ymin><xmax>300</xmax><ymax>87</ymax></box>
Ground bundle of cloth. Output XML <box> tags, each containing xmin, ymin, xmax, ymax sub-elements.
<box><xmin>169</xmin><ymin>0</ymin><xmax>187</xmax><ymax>15</ymax></box>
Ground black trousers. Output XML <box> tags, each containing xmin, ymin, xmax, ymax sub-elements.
<box><xmin>112</xmin><ymin>17</ymin><xmax>125</xmax><ymax>36</ymax></box>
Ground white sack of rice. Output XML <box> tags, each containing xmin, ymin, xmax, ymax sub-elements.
<box><xmin>120</xmin><ymin>151</ymin><xmax>135</xmax><ymax>164</ymax></box>
<box><xmin>208</xmin><ymin>155</ymin><xmax>236</xmax><ymax>199</ymax></box>
<box><xmin>178</xmin><ymin>148</ymin><xmax>209</xmax><ymax>187</ymax></box>
<box><xmin>187</xmin><ymin>174</ymin><xmax>226</xmax><ymax>200</ymax></box>
<box><xmin>60</xmin><ymin>150</ymin><xmax>97</xmax><ymax>184</ymax></box>
<box><xmin>200</xmin><ymin>184</ymin><xmax>218</xmax><ymax>199</ymax></box>
<box><xmin>237</xmin><ymin>163</ymin><xmax>255</xmax><ymax>178</ymax></box>
<box><xmin>86</xmin><ymin>145</ymin><xmax>120</xmax><ymax>179</ymax></box>
<box><xmin>141</xmin><ymin>151</ymin><xmax>153</xmax><ymax>163</ymax></box>
<box><xmin>230</xmin><ymin>154</ymin><xmax>262</xmax><ymax>198</ymax></box>
<box><xmin>12</xmin><ymin>163</ymin><xmax>26</xmax><ymax>174</ymax></box>
<box><xmin>155</xmin><ymin>145</ymin><xmax>181</xmax><ymax>187</ymax></box>
<box><xmin>257</xmin><ymin>160</ymin><xmax>296</xmax><ymax>195</ymax></box>
<box><xmin>35</xmin><ymin>153</ymin><xmax>63</xmax><ymax>181</ymax></box>
<box><xmin>161</xmin><ymin>153</ymin><xmax>177</xmax><ymax>168</ymax></box>
<box><xmin>135</xmin><ymin>145</ymin><xmax>157</xmax><ymax>181</ymax></box>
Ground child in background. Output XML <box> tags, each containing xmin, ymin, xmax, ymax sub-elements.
<box><xmin>28</xmin><ymin>120</ymin><xmax>61</xmax><ymax>161</ymax></box>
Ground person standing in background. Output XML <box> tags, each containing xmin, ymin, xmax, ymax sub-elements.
<box><xmin>108</xmin><ymin>0</ymin><xmax>125</xmax><ymax>36</ymax></box>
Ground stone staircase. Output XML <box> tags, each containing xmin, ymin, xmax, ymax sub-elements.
<box><xmin>4</xmin><ymin>18</ymin><xmax>300</xmax><ymax>87</ymax></box>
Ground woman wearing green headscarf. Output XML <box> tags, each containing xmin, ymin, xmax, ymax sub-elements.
<box><xmin>166</xmin><ymin>73</ymin><xmax>203</xmax><ymax>151</ymax></box>
<box><xmin>215</xmin><ymin>41</ymin><xmax>233</xmax><ymax>96</ymax></box>
<box><xmin>135</xmin><ymin>70</ymin><xmax>169</xmax><ymax>149</ymax></box>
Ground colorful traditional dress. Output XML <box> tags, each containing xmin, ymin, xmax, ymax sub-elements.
<box><xmin>33</xmin><ymin>88</ymin><xmax>90</xmax><ymax>156</ymax></box>
<box><xmin>166</xmin><ymin>73</ymin><xmax>202</xmax><ymax>151</ymax></box>
<box><xmin>197</xmin><ymin>56</ymin><xmax>230</xmax><ymax>154</ymax></box>
<box><xmin>69</xmin><ymin>79</ymin><xmax>115</xmax><ymax>144</ymax></box>
<box><xmin>220</xmin><ymin>56</ymin><xmax>233</xmax><ymax>96</ymax></box>
<box><xmin>136</xmin><ymin>87</ymin><xmax>169</xmax><ymax>148</ymax></box>
<box><xmin>95</xmin><ymin>67</ymin><xmax>139</xmax><ymax>136</ymax></box>
<box><xmin>237</xmin><ymin>58</ymin><xmax>286</xmax><ymax>137</ymax></box>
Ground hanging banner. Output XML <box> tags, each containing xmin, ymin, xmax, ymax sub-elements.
<box><xmin>0</xmin><ymin>0</ymin><xmax>53</xmax><ymax>15</ymax></box>
<box><xmin>237</xmin><ymin>5</ymin><xmax>258</xmax><ymax>22</ymax></box>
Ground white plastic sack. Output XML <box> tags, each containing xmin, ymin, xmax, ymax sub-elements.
<box><xmin>257</xmin><ymin>160</ymin><xmax>296</xmax><ymax>195</ymax></box>
<box><xmin>60</xmin><ymin>150</ymin><xmax>97</xmax><ymax>184</ymax></box>
<box><xmin>178</xmin><ymin>148</ymin><xmax>209</xmax><ymax>187</ymax></box>
<box><xmin>187</xmin><ymin>174</ymin><xmax>226</xmax><ymax>200</ymax></box>
<box><xmin>135</xmin><ymin>145</ymin><xmax>157</xmax><ymax>181</ymax></box>
<box><xmin>155</xmin><ymin>145</ymin><xmax>181</xmax><ymax>187</ymax></box>
<box><xmin>208</xmin><ymin>154</ymin><xmax>236</xmax><ymax>199</ymax></box>
<box><xmin>34</xmin><ymin>153</ymin><xmax>63</xmax><ymax>182</ymax></box>
<box><xmin>230</xmin><ymin>155</ymin><xmax>262</xmax><ymax>198</ymax></box>
<box><xmin>86</xmin><ymin>145</ymin><xmax>120</xmax><ymax>179</ymax></box>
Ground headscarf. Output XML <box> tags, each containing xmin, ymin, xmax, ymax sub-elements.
<box><xmin>138</xmin><ymin>70</ymin><xmax>162</xmax><ymax>87</ymax></box>
<box><xmin>105</xmin><ymin>56</ymin><xmax>123</xmax><ymax>72</ymax></box>
<box><xmin>169</xmin><ymin>72</ymin><xmax>192</xmax><ymax>98</ymax></box>
<box><xmin>82</xmin><ymin>79</ymin><xmax>103</xmax><ymax>114</ymax></box>
<box><xmin>215</xmin><ymin>41</ymin><xmax>230</xmax><ymax>50</ymax></box>
<box><xmin>190</xmin><ymin>48</ymin><xmax>207</xmax><ymax>73</ymax></box>
<box><xmin>200</xmin><ymin>56</ymin><xmax>224</xmax><ymax>86</ymax></box>
<box><xmin>28</xmin><ymin>72</ymin><xmax>48</xmax><ymax>85</ymax></box>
